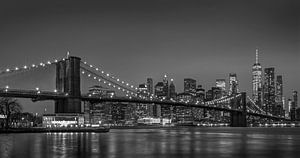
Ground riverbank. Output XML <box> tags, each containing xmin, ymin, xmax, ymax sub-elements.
<box><xmin>0</xmin><ymin>127</ymin><xmax>110</xmax><ymax>133</ymax></box>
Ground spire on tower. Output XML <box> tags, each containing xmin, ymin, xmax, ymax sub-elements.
<box><xmin>67</xmin><ymin>51</ymin><xmax>70</xmax><ymax>58</ymax></box>
<box><xmin>255</xmin><ymin>48</ymin><xmax>259</xmax><ymax>64</ymax></box>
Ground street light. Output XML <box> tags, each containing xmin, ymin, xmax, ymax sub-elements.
<box><xmin>36</xmin><ymin>87</ymin><xmax>40</xmax><ymax>94</ymax></box>
<box><xmin>5</xmin><ymin>85</ymin><xmax>9</xmax><ymax>92</ymax></box>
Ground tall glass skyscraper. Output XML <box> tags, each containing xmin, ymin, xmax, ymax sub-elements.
<box><xmin>252</xmin><ymin>49</ymin><xmax>263</xmax><ymax>107</ymax></box>
<box><xmin>275</xmin><ymin>75</ymin><xmax>283</xmax><ymax>116</ymax></box>
<box><xmin>263</xmin><ymin>67</ymin><xmax>275</xmax><ymax>115</ymax></box>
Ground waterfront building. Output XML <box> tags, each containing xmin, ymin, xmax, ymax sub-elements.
<box><xmin>137</xmin><ymin>117</ymin><xmax>171</xmax><ymax>126</ymax></box>
<box><xmin>175</xmin><ymin>92</ymin><xmax>194</xmax><ymax>124</ymax></box>
<box><xmin>229</xmin><ymin>73</ymin><xmax>239</xmax><ymax>95</ymax></box>
<box><xmin>193</xmin><ymin>85</ymin><xmax>205</xmax><ymax>120</ymax></box>
<box><xmin>161</xmin><ymin>78</ymin><xmax>175</xmax><ymax>119</ymax></box>
<box><xmin>83</xmin><ymin>85</ymin><xmax>115</xmax><ymax>124</ymax></box>
<box><xmin>111</xmin><ymin>103</ymin><xmax>127</xmax><ymax>124</ymax></box>
<box><xmin>43</xmin><ymin>113</ymin><xmax>84</xmax><ymax>128</ymax></box>
<box><xmin>252</xmin><ymin>49</ymin><xmax>263</xmax><ymax>107</ymax></box>
<box><xmin>154</xmin><ymin>75</ymin><xmax>170</xmax><ymax>118</ymax></box>
<box><xmin>263</xmin><ymin>68</ymin><xmax>276</xmax><ymax>115</ymax></box>
<box><xmin>136</xmin><ymin>83</ymin><xmax>150</xmax><ymax>119</ymax></box>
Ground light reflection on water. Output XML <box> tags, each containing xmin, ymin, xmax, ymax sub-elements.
<box><xmin>0</xmin><ymin>128</ymin><xmax>300</xmax><ymax>158</ymax></box>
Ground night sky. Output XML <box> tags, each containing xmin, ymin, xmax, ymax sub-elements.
<box><xmin>0</xmin><ymin>0</ymin><xmax>299</xmax><ymax>113</ymax></box>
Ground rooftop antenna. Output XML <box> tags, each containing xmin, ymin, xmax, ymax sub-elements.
<box><xmin>66</xmin><ymin>51</ymin><xmax>70</xmax><ymax>58</ymax></box>
<box><xmin>255</xmin><ymin>48</ymin><xmax>259</xmax><ymax>64</ymax></box>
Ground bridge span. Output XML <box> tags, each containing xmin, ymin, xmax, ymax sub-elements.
<box><xmin>0</xmin><ymin>56</ymin><xmax>289</xmax><ymax>127</ymax></box>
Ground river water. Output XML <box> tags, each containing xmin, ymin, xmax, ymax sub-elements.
<box><xmin>0</xmin><ymin>128</ymin><xmax>300</xmax><ymax>158</ymax></box>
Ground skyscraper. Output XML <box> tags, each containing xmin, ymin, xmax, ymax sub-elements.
<box><xmin>154</xmin><ymin>82</ymin><xmax>165</xmax><ymax>98</ymax></box>
<box><xmin>169</xmin><ymin>79</ymin><xmax>176</xmax><ymax>99</ymax></box>
<box><xmin>292</xmin><ymin>91</ymin><xmax>299</xmax><ymax>120</ymax></box>
<box><xmin>147</xmin><ymin>78</ymin><xmax>153</xmax><ymax>95</ymax></box>
<box><xmin>293</xmin><ymin>90</ymin><xmax>298</xmax><ymax>108</ymax></box>
<box><xmin>287</xmin><ymin>98</ymin><xmax>294</xmax><ymax>119</ymax></box>
<box><xmin>216</xmin><ymin>79</ymin><xmax>226</xmax><ymax>96</ymax></box>
<box><xmin>263</xmin><ymin>67</ymin><xmax>275</xmax><ymax>115</ymax></box>
<box><xmin>252</xmin><ymin>49</ymin><xmax>263</xmax><ymax>107</ymax></box>
<box><xmin>229</xmin><ymin>73</ymin><xmax>238</xmax><ymax>95</ymax></box>
<box><xmin>137</xmin><ymin>83</ymin><xmax>150</xmax><ymax>118</ymax></box>
<box><xmin>184</xmin><ymin>78</ymin><xmax>196</xmax><ymax>93</ymax></box>
<box><xmin>163</xmin><ymin>74</ymin><xmax>169</xmax><ymax>98</ymax></box>
<box><xmin>275</xmin><ymin>75</ymin><xmax>283</xmax><ymax>116</ymax></box>
<box><xmin>195</xmin><ymin>85</ymin><xmax>205</xmax><ymax>102</ymax></box>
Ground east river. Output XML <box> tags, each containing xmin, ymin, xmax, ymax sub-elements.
<box><xmin>0</xmin><ymin>127</ymin><xmax>300</xmax><ymax>158</ymax></box>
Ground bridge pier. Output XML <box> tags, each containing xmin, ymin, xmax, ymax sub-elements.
<box><xmin>230</xmin><ymin>92</ymin><xmax>247</xmax><ymax>127</ymax></box>
<box><xmin>55</xmin><ymin>56</ymin><xmax>81</xmax><ymax>113</ymax></box>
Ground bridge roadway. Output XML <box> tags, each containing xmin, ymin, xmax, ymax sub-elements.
<box><xmin>0</xmin><ymin>88</ymin><xmax>288</xmax><ymax>121</ymax></box>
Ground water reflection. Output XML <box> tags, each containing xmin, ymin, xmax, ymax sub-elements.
<box><xmin>0</xmin><ymin>128</ymin><xmax>300</xmax><ymax>158</ymax></box>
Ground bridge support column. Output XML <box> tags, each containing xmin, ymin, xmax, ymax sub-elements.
<box><xmin>230</xmin><ymin>92</ymin><xmax>247</xmax><ymax>127</ymax></box>
<box><xmin>55</xmin><ymin>56</ymin><xmax>81</xmax><ymax>113</ymax></box>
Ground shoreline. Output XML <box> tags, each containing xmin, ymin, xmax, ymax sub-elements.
<box><xmin>0</xmin><ymin>127</ymin><xmax>110</xmax><ymax>134</ymax></box>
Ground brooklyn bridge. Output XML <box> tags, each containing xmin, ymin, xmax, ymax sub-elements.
<box><xmin>0</xmin><ymin>56</ymin><xmax>288</xmax><ymax>127</ymax></box>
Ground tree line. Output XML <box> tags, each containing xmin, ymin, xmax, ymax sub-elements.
<box><xmin>0</xmin><ymin>97</ymin><xmax>22</xmax><ymax>129</ymax></box>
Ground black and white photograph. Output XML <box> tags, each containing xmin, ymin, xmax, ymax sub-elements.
<box><xmin>0</xmin><ymin>0</ymin><xmax>299</xmax><ymax>157</ymax></box>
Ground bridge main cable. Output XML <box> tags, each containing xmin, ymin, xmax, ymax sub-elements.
<box><xmin>0</xmin><ymin>58</ymin><xmax>62</xmax><ymax>77</ymax></box>
<box><xmin>80</xmin><ymin>66</ymin><xmax>139</xmax><ymax>97</ymax></box>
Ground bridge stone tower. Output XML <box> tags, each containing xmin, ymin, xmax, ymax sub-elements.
<box><xmin>230</xmin><ymin>92</ymin><xmax>247</xmax><ymax>127</ymax></box>
<box><xmin>55</xmin><ymin>56</ymin><xmax>81</xmax><ymax>113</ymax></box>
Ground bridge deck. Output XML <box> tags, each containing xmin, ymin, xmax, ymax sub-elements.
<box><xmin>0</xmin><ymin>88</ymin><xmax>288</xmax><ymax>121</ymax></box>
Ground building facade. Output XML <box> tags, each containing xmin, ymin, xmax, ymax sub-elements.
<box><xmin>263</xmin><ymin>67</ymin><xmax>276</xmax><ymax>115</ymax></box>
<box><xmin>169</xmin><ymin>79</ymin><xmax>176</xmax><ymax>99</ymax></box>
<box><xmin>252</xmin><ymin>49</ymin><xmax>263</xmax><ymax>107</ymax></box>
<box><xmin>147</xmin><ymin>78</ymin><xmax>153</xmax><ymax>95</ymax></box>
<box><xmin>229</xmin><ymin>73</ymin><xmax>238</xmax><ymax>95</ymax></box>
<box><xmin>275</xmin><ymin>75</ymin><xmax>284</xmax><ymax>116</ymax></box>
<box><xmin>216</xmin><ymin>79</ymin><xmax>226</xmax><ymax>96</ymax></box>
<box><xmin>184</xmin><ymin>78</ymin><xmax>197</xmax><ymax>94</ymax></box>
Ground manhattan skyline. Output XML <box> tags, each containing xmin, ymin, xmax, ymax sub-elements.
<box><xmin>0</xmin><ymin>0</ymin><xmax>299</xmax><ymax>113</ymax></box>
